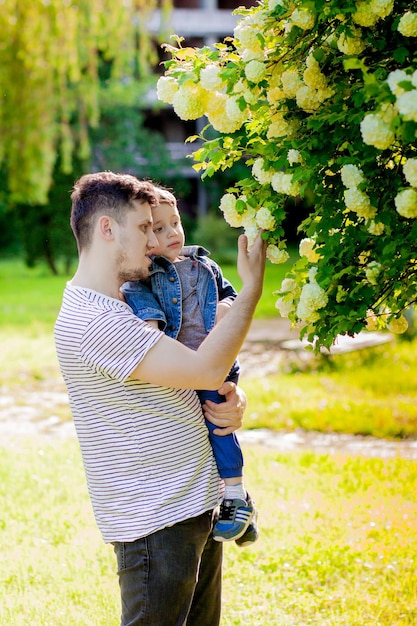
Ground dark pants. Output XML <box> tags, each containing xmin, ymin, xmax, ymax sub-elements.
<box><xmin>112</xmin><ymin>510</ymin><xmax>222</xmax><ymax>626</ymax></box>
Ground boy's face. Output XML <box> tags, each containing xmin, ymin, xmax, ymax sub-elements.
<box><xmin>151</xmin><ymin>202</ymin><xmax>185</xmax><ymax>262</ymax></box>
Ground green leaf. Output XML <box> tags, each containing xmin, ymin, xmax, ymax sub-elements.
<box><xmin>393</xmin><ymin>47</ymin><xmax>410</xmax><ymax>64</ymax></box>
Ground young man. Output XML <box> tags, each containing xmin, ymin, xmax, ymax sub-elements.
<box><xmin>54</xmin><ymin>171</ymin><xmax>266</xmax><ymax>626</ymax></box>
<box><xmin>122</xmin><ymin>186</ymin><xmax>258</xmax><ymax>546</ymax></box>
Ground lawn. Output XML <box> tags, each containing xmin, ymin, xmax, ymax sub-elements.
<box><xmin>2</xmin><ymin>257</ymin><xmax>417</xmax><ymax>624</ymax></box>
<box><xmin>1</xmin><ymin>438</ymin><xmax>416</xmax><ymax>625</ymax></box>
<box><xmin>241</xmin><ymin>339</ymin><xmax>417</xmax><ymax>439</ymax></box>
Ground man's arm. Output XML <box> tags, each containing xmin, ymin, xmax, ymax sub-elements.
<box><xmin>130</xmin><ymin>232</ymin><xmax>266</xmax><ymax>389</ymax></box>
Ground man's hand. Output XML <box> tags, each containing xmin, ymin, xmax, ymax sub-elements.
<box><xmin>237</xmin><ymin>232</ymin><xmax>266</xmax><ymax>298</ymax></box>
<box><xmin>202</xmin><ymin>381</ymin><xmax>247</xmax><ymax>436</ymax></box>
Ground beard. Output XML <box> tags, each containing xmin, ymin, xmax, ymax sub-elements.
<box><xmin>116</xmin><ymin>251</ymin><xmax>150</xmax><ymax>284</ymax></box>
<box><xmin>118</xmin><ymin>268</ymin><xmax>149</xmax><ymax>283</ymax></box>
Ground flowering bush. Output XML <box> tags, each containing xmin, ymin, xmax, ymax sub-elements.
<box><xmin>157</xmin><ymin>0</ymin><xmax>417</xmax><ymax>348</ymax></box>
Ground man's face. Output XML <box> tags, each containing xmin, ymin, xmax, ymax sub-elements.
<box><xmin>116</xmin><ymin>200</ymin><xmax>158</xmax><ymax>283</ymax></box>
<box><xmin>151</xmin><ymin>202</ymin><xmax>185</xmax><ymax>262</ymax></box>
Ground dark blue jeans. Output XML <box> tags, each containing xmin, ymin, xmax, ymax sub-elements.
<box><xmin>198</xmin><ymin>388</ymin><xmax>244</xmax><ymax>479</ymax></box>
<box><xmin>112</xmin><ymin>510</ymin><xmax>222</xmax><ymax>626</ymax></box>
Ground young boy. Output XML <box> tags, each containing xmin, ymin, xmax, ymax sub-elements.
<box><xmin>122</xmin><ymin>186</ymin><xmax>258</xmax><ymax>546</ymax></box>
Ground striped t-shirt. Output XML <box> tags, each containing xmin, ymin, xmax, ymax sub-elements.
<box><xmin>54</xmin><ymin>283</ymin><xmax>221</xmax><ymax>543</ymax></box>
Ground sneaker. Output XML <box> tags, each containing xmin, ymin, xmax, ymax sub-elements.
<box><xmin>213</xmin><ymin>498</ymin><xmax>254</xmax><ymax>542</ymax></box>
<box><xmin>235</xmin><ymin>492</ymin><xmax>259</xmax><ymax>547</ymax></box>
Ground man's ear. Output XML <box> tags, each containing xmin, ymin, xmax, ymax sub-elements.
<box><xmin>98</xmin><ymin>215</ymin><xmax>115</xmax><ymax>241</ymax></box>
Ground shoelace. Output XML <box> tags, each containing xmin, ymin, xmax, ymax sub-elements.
<box><xmin>218</xmin><ymin>500</ymin><xmax>236</xmax><ymax>520</ymax></box>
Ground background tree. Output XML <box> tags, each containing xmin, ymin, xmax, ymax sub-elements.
<box><xmin>0</xmin><ymin>0</ymin><xmax>171</xmax><ymax>206</ymax></box>
<box><xmin>0</xmin><ymin>0</ymin><xmax>177</xmax><ymax>272</ymax></box>
<box><xmin>157</xmin><ymin>0</ymin><xmax>417</xmax><ymax>348</ymax></box>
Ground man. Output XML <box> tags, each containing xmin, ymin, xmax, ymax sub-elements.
<box><xmin>54</xmin><ymin>171</ymin><xmax>266</xmax><ymax>626</ymax></box>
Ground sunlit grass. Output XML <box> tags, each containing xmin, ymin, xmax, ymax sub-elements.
<box><xmin>1</xmin><ymin>439</ymin><xmax>416</xmax><ymax>625</ymax></box>
<box><xmin>241</xmin><ymin>339</ymin><xmax>417</xmax><ymax>439</ymax></box>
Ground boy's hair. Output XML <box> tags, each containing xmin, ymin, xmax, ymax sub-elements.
<box><xmin>153</xmin><ymin>185</ymin><xmax>177</xmax><ymax>209</ymax></box>
<box><xmin>70</xmin><ymin>172</ymin><xmax>157</xmax><ymax>251</ymax></box>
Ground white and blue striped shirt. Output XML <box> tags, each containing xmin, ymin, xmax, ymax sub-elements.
<box><xmin>54</xmin><ymin>284</ymin><xmax>221</xmax><ymax>543</ymax></box>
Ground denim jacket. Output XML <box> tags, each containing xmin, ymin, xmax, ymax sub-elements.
<box><xmin>122</xmin><ymin>245</ymin><xmax>239</xmax><ymax>379</ymax></box>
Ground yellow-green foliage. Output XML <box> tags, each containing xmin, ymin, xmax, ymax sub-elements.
<box><xmin>0</xmin><ymin>0</ymin><xmax>172</xmax><ymax>204</ymax></box>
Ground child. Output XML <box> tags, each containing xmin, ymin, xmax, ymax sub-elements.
<box><xmin>122</xmin><ymin>186</ymin><xmax>258</xmax><ymax>546</ymax></box>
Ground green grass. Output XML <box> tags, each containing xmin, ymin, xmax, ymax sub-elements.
<box><xmin>0</xmin><ymin>255</ymin><xmax>291</xmax><ymax>333</ymax></box>
<box><xmin>0</xmin><ymin>258</ymin><xmax>68</xmax><ymax>333</ymax></box>
<box><xmin>1</xmin><ymin>438</ymin><xmax>416</xmax><ymax>625</ymax></box>
<box><xmin>241</xmin><ymin>340</ymin><xmax>417</xmax><ymax>439</ymax></box>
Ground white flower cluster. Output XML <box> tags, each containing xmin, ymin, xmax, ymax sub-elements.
<box><xmin>156</xmin><ymin>76</ymin><xmax>178</xmax><ymax>104</ymax></box>
<box><xmin>252</xmin><ymin>158</ymin><xmax>273</xmax><ymax>184</ymax></box>
<box><xmin>267</xmin><ymin>111</ymin><xmax>297</xmax><ymax>139</ymax></box>
<box><xmin>206</xmin><ymin>92</ymin><xmax>249</xmax><ymax>133</ymax></box>
<box><xmin>353</xmin><ymin>0</ymin><xmax>394</xmax><ymax>28</ymax></box>
<box><xmin>287</xmin><ymin>149</ymin><xmax>302</xmax><ymax>165</ymax></box>
<box><xmin>368</xmin><ymin>220</ymin><xmax>385</xmax><ymax>235</ymax></box>
<box><xmin>296</xmin><ymin>269</ymin><xmax>328</xmax><ymax>324</ymax></box>
<box><xmin>289</xmin><ymin>8</ymin><xmax>315</xmax><ymax>31</ymax></box>
<box><xmin>340</xmin><ymin>164</ymin><xmax>364</xmax><ymax>189</ymax></box>
<box><xmin>360</xmin><ymin>113</ymin><xmax>395</xmax><ymax>150</ymax></box>
<box><xmin>365</xmin><ymin>261</ymin><xmax>382</xmax><ymax>285</ymax></box>
<box><xmin>299</xmin><ymin>238</ymin><xmax>321</xmax><ymax>263</ymax></box>
<box><xmin>397</xmin><ymin>11</ymin><xmax>417</xmax><ymax>37</ymax></box>
<box><xmin>171</xmin><ymin>81</ymin><xmax>208</xmax><ymax>121</ymax></box>
<box><xmin>200</xmin><ymin>64</ymin><xmax>223</xmax><ymax>91</ymax></box>
<box><xmin>245</xmin><ymin>60</ymin><xmax>266</xmax><ymax>83</ymax></box>
<box><xmin>344</xmin><ymin>189</ymin><xmax>377</xmax><ymax>220</ymax></box>
<box><xmin>395</xmin><ymin>189</ymin><xmax>417</xmax><ymax>219</ymax></box>
<box><xmin>242</xmin><ymin>208</ymin><xmax>260</xmax><ymax>246</ymax></box>
<box><xmin>219</xmin><ymin>192</ymin><xmax>279</xmax><ymax>246</ymax></box>
<box><xmin>219</xmin><ymin>193</ymin><xmax>243</xmax><ymax>228</ymax></box>
<box><xmin>337</xmin><ymin>26</ymin><xmax>366</xmax><ymax>55</ymax></box>
<box><xmin>386</xmin><ymin>69</ymin><xmax>417</xmax><ymax>124</ymax></box>
<box><xmin>271</xmin><ymin>171</ymin><xmax>300</xmax><ymax>196</ymax></box>
<box><xmin>281</xmin><ymin>69</ymin><xmax>302</xmax><ymax>98</ymax></box>
<box><xmin>256</xmin><ymin>207</ymin><xmax>275</xmax><ymax>230</ymax></box>
<box><xmin>403</xmin><ymin>158</ymin><xmax>417</xmax><ymax>187</ymax></box>
<box><xmin>340</xmin><ymin>164</ymin><xmax>378</xmax><ymax>221</ymax></box>
<box><xmin>365</xmin><ymin>310</ymin><xmax>378</xmax><ymax>331</ymax></box>
<box><xmin>394</xmin><ymin>158</ymin><xmax>417</xmax><ymax>219</ymax></box>
<box><xmin>266</xmin><ymin>245</ymin><xmax>289</xmax><ymax>264</ymax></box>
<box><xmin>274</xmin><ymin>278</ymin><xmax>299</xmax><ymax>318</ymax></box>
<box><xmin>387</xmin><ymin>315</ymin><xmax>409</xmax><ymax>334</ymax></box>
